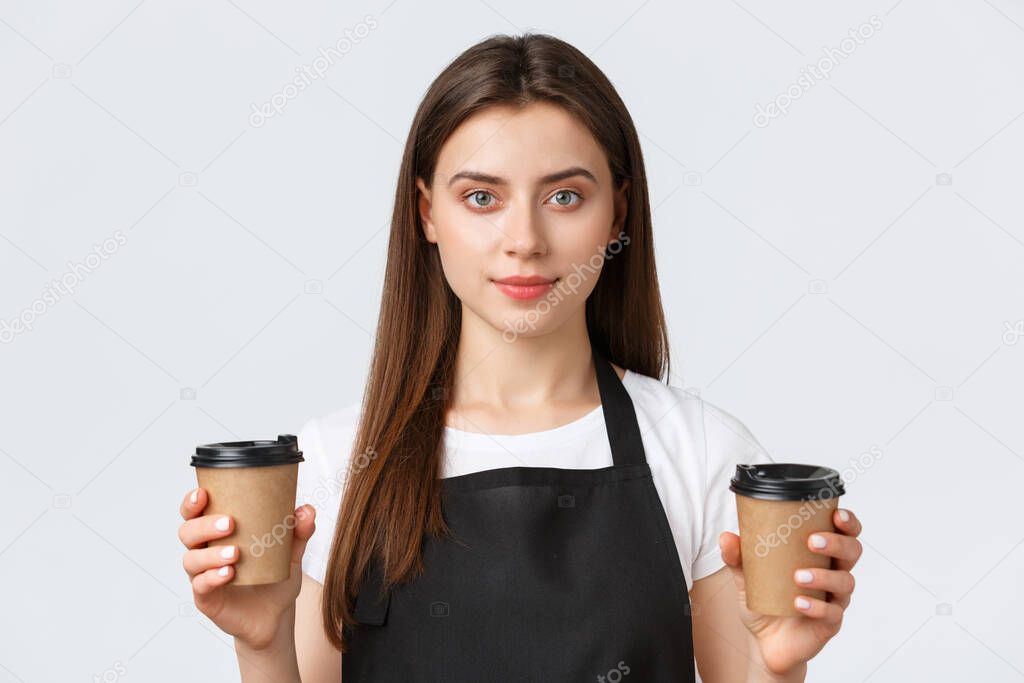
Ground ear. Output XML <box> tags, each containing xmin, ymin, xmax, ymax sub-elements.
<box><xmin>609</xmin><ymin>178</ymin><xmax>630</xmax><ymax>242</ymax></box>
<box><xmin>416</xmin><ymin>176</ymin><xmax>438</xmax><ymax>243</ymax></box>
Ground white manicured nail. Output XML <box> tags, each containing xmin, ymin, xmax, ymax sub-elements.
<box><xmin>215</xmin><ymin>516</ymin><xmax>230</xmax><ymax>531</ymax></box>
<box><xmin>190</xmin><ymin>489</ymin><xmax>198</xmax><ymax>505</ymax></box>
<box><xmin>796</xmin><ymin>570</ymin><xmax>813</xmax><ymax>584</ymax></box>
<box><xmin>795</xmin><ymin>596</ymin><xmax>811</xmax><ymax>610</ymax></box>
<box><xmin>838</xmin><ymin>509</ymin><xmax>850</xmax><ymax>523</ymax></box>
<box><xmin>810</xmin><ymin>534</ymin><xmax>827</xmax><ymax>548</ymax></box>
<box><xmin>218</xmin><ymin>566</ymin><xmax>229</xmax><ymax>577</ymax></box>
<box><xmin>220</xmin><ymin>546</ymin><xmax>235</xmax><ymax>559</ymax></box>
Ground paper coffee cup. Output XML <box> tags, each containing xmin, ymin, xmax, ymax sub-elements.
<box><xmin>190</xmin><ymin>434</ymin><xmax>304</xmax><ymax>586</ymax></box>
<box><xmin>730</xmin><ymin>463</ymin><xmax>845</xmax><ymax>616</ymax></box>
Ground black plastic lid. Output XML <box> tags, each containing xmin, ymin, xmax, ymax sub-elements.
<box><xmin>730</xmin><ymin>463</ymin><xmax>845</xmax><ymax>501</ymax></box>
<box><xmin>190</xmin><ymin>434</ymin><xmax>304</xmax><ymax>468</ymax></box>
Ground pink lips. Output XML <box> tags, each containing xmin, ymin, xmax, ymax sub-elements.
<box><xmin>492</xmin><ymin>275</ymin><xmax>557</xmax><ymax>301</ymax></box>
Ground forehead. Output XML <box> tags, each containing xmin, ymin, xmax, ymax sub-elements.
<box><xmin>434</xmin><ymin>101</ymin><xmax>609</xmax><ymax>184</ymax></box>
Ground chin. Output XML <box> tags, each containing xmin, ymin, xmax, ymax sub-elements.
<box><xmin>492</xmin><ymin>310</ymin><xmax>565</xmax><ymax>343</ymax></box>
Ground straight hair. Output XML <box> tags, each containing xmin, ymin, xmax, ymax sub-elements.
<box><xmin>321</xmin><ymin>32</ymin><xmax>671</xmax><ymax>652</ymax></box>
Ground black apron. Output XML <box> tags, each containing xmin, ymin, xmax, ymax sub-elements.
<box><xmin>343</xmin><ymin>350</ymin><xmax>696</xmax><ymax>682</ymax></box>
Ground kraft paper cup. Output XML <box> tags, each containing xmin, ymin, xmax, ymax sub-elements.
<box><xmin>730</xmin><ymin>464</ymin><xmax>845</xmax><ymax>617</ymax></box>
<box><xmin>190</xmin><ymin>434</ymin><xmax>304</xmax><ymax>586</ymax></box>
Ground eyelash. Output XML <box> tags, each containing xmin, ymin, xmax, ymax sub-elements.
<box><xmin>461</xmin><ymin>189</ymin><xmax>583</xmax><ymax>211</ymax></box>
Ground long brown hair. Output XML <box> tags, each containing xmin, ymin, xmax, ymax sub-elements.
<box><xmin>321</xmin><ymin>32</ymin><xmax>671</xmax><ymax>651</ymax></box>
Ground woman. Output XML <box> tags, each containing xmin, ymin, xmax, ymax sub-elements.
<box><xmin>178</xmin><ymin>32</ymin><xmax>862</xmax><ymax>682</ymax></box>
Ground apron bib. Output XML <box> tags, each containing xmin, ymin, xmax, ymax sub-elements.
<box><xmin>342</xmin><ymin>350</ymin><xmax>696</xmax><ymax>682</ymax></box>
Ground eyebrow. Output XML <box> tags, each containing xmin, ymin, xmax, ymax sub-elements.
<box><xmin>446</xmin><ymin>166</ymin><xmax>598</xmax><ymax>188</ymax></box>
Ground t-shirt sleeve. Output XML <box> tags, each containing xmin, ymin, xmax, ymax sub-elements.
<box><xmin>295</xmin><ymin>416</ymin><xmax>337</xmax><ymax>586</ymax></box>
<box><xmin>690</xmin><ymin>400</ymin><xmax>775</xmax><ymax>582</ymax></box>
<box><xmin>294</xmin><ymin>403</ymin><xmax>362</xmax><ymax>585</ymax></box>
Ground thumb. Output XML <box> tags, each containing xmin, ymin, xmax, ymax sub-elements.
<box><xmin>718</xmin><ymin>531</ymin><xmax>747</xmax><ymax>594</ymax></box>
<box><xmin>719</xmin><ymin>531</ymin><xmax>742</xmax><ymax>568</ymax></box>
<box><xmin>290</xmin><ymin>504</ymin><xmax>316</xmax><ymax>566</ymax></box>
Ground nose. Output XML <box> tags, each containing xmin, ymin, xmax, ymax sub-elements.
<box><xmin>500</xmin><ymin>202</ymin><xmax>547</xmax><ymax>258</ymax></box>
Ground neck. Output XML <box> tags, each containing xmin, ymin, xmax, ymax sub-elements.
<box><xmin>450</xmin><ymin>306</ymin><xmax>594</xmax><ymax>412</ymax></box>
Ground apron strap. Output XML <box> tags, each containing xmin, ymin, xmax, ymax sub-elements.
<box><xmin>593</xmin><ymin>349</ymin><xmax>647</xmax><ymax>467</ymax></box>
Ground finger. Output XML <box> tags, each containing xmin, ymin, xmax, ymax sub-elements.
<box><xmin>192</xmin><ymin>564</ymin><xmax>235</xmax><ymax>595</ymax></box>
<box><xmin>794</xmin><ymin>593</ymin><xmax>844</xmax><ymax>624</ymax></box>
<box><xmin>794</xmin><ymin>567</ymin><xmax>855</xmax><ymax>606</ymax></box>
<box><xmin>829</xmin><ymin>590</ymin><xmax>851</xmax><ymax>610</ymax></box>
<box><xmin>178</xmin><ymin>513</ymin><xmax>234</xmax><ymax>550</ymax></box>
<box><xmin>289</xmin><ymin>504</ymin><xmax>317</xmax><ymax>567</ymax></box>
<box><xmin>834</xmin><ymin>508</ymin><xmax>862</xmax><ymax>538</ymax></box>
<box><xmin>180</xmin><ymin>488</ymin><xmax>206</xmax><ymax>520</ymax></box>
<box><xmin>807</xmin><ymin>531</ymin><xmax>863</xmax><ymax>572</ymax></box>
<box><xmin>183</xmin><ymin>544</ymin><xmax>239</xmax><ymax>579</ymax></box>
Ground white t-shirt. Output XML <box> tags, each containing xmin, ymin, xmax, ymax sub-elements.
<box><xmin>296</xmin><ymin>369</ymin><xmax>773</xmax><ymax>594</ymax></box>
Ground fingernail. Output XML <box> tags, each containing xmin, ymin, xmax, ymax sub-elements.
<box><xmin>796</xmin><ymin>569</ymin><xmax>814</xmax><ymax>584</ymax></box>
<box><xmin>215</xmin><ymin>516</ymin><xmax>230</xmax><ymax>531</ymax></box>
<box><xmin>218</xmin><ymin>566</ymin><xmax>229</xmax><ymax>577</ymax></box>
<box><xmin>838</xmin><ymin>509</ymin><xmax>850</xmax><ymax>523</ymax></box>
<box><xmin>795</xmin><ymin>596</ymin><xmax>811</xmax><ymax>610</ymax></box>
<box><xmin>810</xmin><ymin>534</ymin><xmax>827</xmax><ymax>548</ymax></box>
<box><xmin>190</xmin><ymin>489</ymin><xmax>198</xmax><ymax>505</ymax></box>
<box><xmin>220</xmin><ymin>546</ymin><xmax>235</xmax><ymax>559</ymax></box>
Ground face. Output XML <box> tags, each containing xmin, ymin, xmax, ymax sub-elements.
<box><xmin>416</xmin><ymin>101</ymin><xmax>629</xmax><ymax>341</ymax></box>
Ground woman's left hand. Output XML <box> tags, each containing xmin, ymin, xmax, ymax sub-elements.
<box><xmin>718</xmin><ymin>507</ymin><xmax>863</xmax><ymax>677</ymax></box>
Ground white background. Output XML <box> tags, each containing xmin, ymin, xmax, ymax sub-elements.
<box><xmin>1</xmin><ymin>1</ymin><xmax>1022</xmax><ymax>681</ymax></box>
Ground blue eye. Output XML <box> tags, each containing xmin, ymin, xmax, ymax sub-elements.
<box><xmin>463</xmin><ymin>189</ymin><xmax>582</xmax><ymax>210</ymax></box>
<box><xmin>549</xmin><ymin>190</ymin><xmax>582</xmax><ymax>207</ymax></box>
<box><xmin>465</xmin><ymin>190</ymin><xmax>496</xmax><ymax>209</ymax></box>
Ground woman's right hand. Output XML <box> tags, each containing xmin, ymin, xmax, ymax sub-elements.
<box><xmin>178</xmin><ymin>487</ymin><xmax>317</xmax><ymax>651</ymax></box>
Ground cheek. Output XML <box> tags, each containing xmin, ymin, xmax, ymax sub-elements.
<box><xmin>434</xmin><ymin>214</ymin><xmax>493</xmax><ymax>259</ymax></box>
<box><xmin>432</xmin><ymin>206</ymin><xmax>498</xmax><ymax>287</ymax></box>
<box><xmin>549</xmin><ymin>202</ymin><xmax>614</xmax><ymax>260</ymax></box>
<box><xmin>434</xmin><ymin>199</ymin><xmax>499</xmax><ymax>248</ymax></box>
<box><xmin>549</xmin><ymin>205</ymin><xmax>616</xmax><ymax>299</ymax></box>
